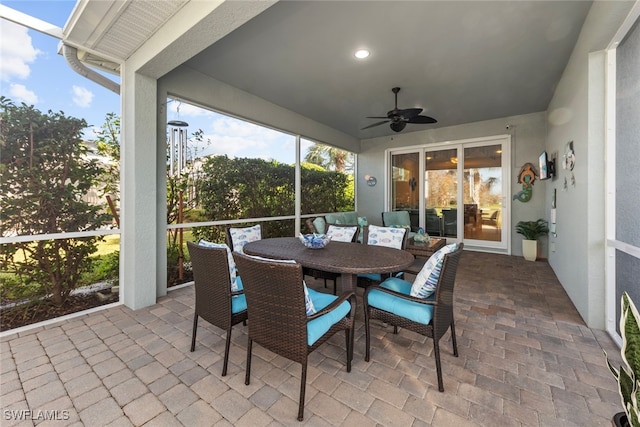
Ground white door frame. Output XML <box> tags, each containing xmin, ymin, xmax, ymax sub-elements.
<box><xmin>386</xmin><ymin>134</ymin><xmax>511</xmax><ymax>254</ymax></box>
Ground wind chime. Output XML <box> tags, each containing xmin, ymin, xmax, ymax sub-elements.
<box><xmin>168</xmin><ymin>120</ymin><xmax>189</xmax><ymax>281</ymax></box>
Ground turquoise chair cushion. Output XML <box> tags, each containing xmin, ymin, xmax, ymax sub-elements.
<box><xmin>231</xmin><ymin>277</ymin><xmax>247</xmax><ymax>314</ymax></box>
<box><xmin>383</xmin><ymin>211</ymin><xmax>416</xmax><ymax>239</ymax></box>
<box><xmin>359</xmin><ymin>273</ymin><xmax>382</xmax><ymax>282</ymax></box>
<box><xmin>313</xmin><ymin>217</ymin><xmax>327</xmax><ymax>234</ymax></box>
<box><xmin>367</xmin><ymin>277</ymin><xmax>434</xmax><ymax>325</ymax></box>
<box><xmin>326</xmin><ymin>212</ymin><xmax>358</xmax><ymax>225</ymax></box>
<box><xmin>358</xmin><ymin>271</ymin><xmax>404</xmax><ymax>282</ymax></box>
<box><xmin>383</xmin><ymin>211</ymin><xmax>411</xmax><ymax>227</ymax></box>
<box><xmin>306</xmin><ymin>288</ymin><xmax>351</xmax><ymax>346</ymax></box>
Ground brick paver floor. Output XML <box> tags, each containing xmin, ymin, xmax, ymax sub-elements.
<box><xmin>0</xmin><ymin>251</ymin><xmax>624</xmax><ymax>426</ymax></box>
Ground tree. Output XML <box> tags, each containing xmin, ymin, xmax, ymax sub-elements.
<box><xmin>193</xmin><ymin>156</ymin><xmax>354</xmax><ymax>243</ymax></box>
<box><xmin>304</xmin><ymin>143</ymin><xmax>354</xmax><ymax>173</ymax></box>
<box><xmin>95</xmin><ymin>112</ymin><xmax>120</xmax><ymax>210</ymax></box>
<box><xmin>0</xmin><ymin>97</ymin><xmax>111</xmax><ymax>305</ymax></box>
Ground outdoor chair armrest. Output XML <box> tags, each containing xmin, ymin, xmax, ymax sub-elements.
<box><xmin>307</xmin><ymin>291</ymin><xmax>356</xmax><ymax>320</ymax></box>
<box><xmin>365</xmin><ymin>284</ymin><xmax>437</xmax><ymax>307</ymax></box>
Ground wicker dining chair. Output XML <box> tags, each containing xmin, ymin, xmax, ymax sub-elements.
<box><xmin>233</xmin><ymin>252</ymin><xmax>356</xmax><ymax>421</ymax></box>
<box><xmin>186</xmin><ymin>241</ymin><xmax>248</xmax><ymax>377</ymax></box>
<box><xmin>303</xmin><ymin>224</ymin><xmax>360</xmax><ymax>294</ymax></box>
<box><xmin>357</xmin><ymin>225</ymin><xmax>409</xmax><ymax>288</ymax></box>
<box><xmin>363</xmin><ymin>243</ymin><xmax>464</xmax><ymax>391</ymax></box>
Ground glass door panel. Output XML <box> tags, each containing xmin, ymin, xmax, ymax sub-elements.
<box><xmin>425</xmin><ymin>148</ymin><xmax>459</xmax><ymax>238</ymax></box>
<box><xmin>391</xmin><ymin>152</ymin><xmax>420</xmax><ymax>230</ymax></box>
<box><xmin>463</xmin><ymin>144</ymin><xmax>503</xmax><ymax>242</ymax></box>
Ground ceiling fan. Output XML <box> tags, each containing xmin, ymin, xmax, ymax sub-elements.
<box><xmin>362</xmin><ymin>87</ymin><xmax>437</xmax><ymax>132</ymax></box>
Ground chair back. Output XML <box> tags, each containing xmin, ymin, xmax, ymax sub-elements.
<box><xmin>305</xmin><ymin>218</ymin><xmax>317</xmax><ymax>234</ymax></box>
<box><xmin>305</xmin><ymin>217</ymin><xmax>328</xmax><ymax>235</ymax></box>
<box><xmin>187</xmin><ymin>241</ymin><xmax>234</xmax><ymax>328</ymax></box>
<box><xmin>362</xmin><ymin>224</ymin><xmax>408</xmax><ymax>250</ymax></box>
<box><xmin>442</xmin><ymin>209</ymin><xmax>457</xmax><ymax>236</ymax></box>
<box><xmin>226</xmin><ymin>224</ymin><xmax>262</xmax><ymax>252</ymax></box>
<box><xmin>381</xmin><ymin>210</ymin><xmax>411</xmax><ymax>228</ymax></box>
<box><xmin>233</xmin><ymin>253</ymin><xmax>309</xmax><ymax>362</ymax></box>
<box><xmin>432</xmin><ymin>243</ymin><xmax>464</xmax><ymax>341</ymax></box>
<box><xmin>326</xmin><ymin>224</ymin><xmax>359</xmax><ymax>242</ymax></box>
<box><xmin>426</xmin><ymin>208</ymin><xmax>442</xmax><ymax>236</ymax></box>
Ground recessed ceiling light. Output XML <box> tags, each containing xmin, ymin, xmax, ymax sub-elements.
<box><xmin>354</xmin><ymin>49</ymin><xmax>370</xmax><ymax>59</ymax></box>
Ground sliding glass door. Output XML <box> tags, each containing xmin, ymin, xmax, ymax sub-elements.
<box><xmin>389</xmin><ymin>136</ymin><xmax>510</xmax><ymax>253</ymax></box>
<box><xmin>462</xmin><ymin>144</ymin><xmax>504</xmax><ymax>243</ymax></box>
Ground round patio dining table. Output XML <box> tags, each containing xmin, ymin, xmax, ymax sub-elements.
<box><xmin>243</xmin><ymin>237</ymin><xmax>414</xmax><ymax>294</ymax></box>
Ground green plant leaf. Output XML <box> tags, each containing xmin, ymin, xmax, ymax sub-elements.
<box><xmin>607</xmin><ymin>292</ymin><xmax>640</xmax><ymax>427</ymax></box>
<box><xmin>622</xmin><ymin>293</ymin><xmax>640</xmax><ymax>379</ymax></box>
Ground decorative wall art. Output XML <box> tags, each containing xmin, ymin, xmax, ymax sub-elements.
<box><xmin>513</xmin><ymin>162</ymin><xmax>537</xmax><ymax>203</ymax></box>
<box><xmin>560</xmin><ymin>141</ymin><xmax>576</xmax><ymax>189</ymax></box>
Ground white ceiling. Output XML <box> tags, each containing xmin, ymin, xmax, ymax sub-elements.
<box><xmin>64</xmin><ymin>0</ymin><xmax>594</xmax><ymax>139</ymax></box>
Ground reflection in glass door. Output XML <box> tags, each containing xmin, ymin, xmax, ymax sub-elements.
<box><xmin>391</xmin><ymin>152</ymin><xmax>420</xmax><ymax>230</ymax></box>
<box><xmin>425</xmin><ymin>148</ymin><xmax>459</xmax><ymax>238</ymax></box>
<box><xmin>463</xmin><ymin>145</ymin><xmax>503</xmax><ymax>242</ymax></box>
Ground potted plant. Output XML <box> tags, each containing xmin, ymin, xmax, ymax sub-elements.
<box><xmin>606</xmin><ymin>292</ymin><xmax>640</xmax><ymax>427</ymax></box>
<box><xmin>515</xmin><ymin>218</ymin><xmax>549</xmax><ymax>261</ymax></box>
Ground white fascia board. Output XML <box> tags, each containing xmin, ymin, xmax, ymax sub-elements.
<box><xmin>0</xmin><ymin>4</ymin><xmax>64</xmax><ymax>39</ymax></box>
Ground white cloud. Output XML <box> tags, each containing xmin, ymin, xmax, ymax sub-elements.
<box><xmin>210</xmin><ymin>116</ymin><xmax>283</xmax><ymax>141</ymax></box>
<box><xmin>0</xmin><ymin>21</ymin><xmax>41</xmax><ymax>81</ymax></box>
<box><xmin>9</xmin><ymin>83</ymin><xmax>39</xmax><ymax>104</ymax></box>
<box><xmin>71</xmin><ymin>85</ymin><xmax>94</xmax><ymax>107</ymax></box>
<box><xmin>202</xmin><ymin>134</ymin><xmax>269</xmax><ymax>157</ymax></box>
<box><xmin>168</xmin><ymin>101</ymin><xmax>216</xmax><ymax>118</ymax></box>
<box><xmin>166</xmin><ymin>100</ymin><xmax>296</xmax><ymax>162</ymax></box>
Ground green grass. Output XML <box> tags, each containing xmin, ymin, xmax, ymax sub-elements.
<box><xmin>95</xmin><ymin>234</ymin><xmax>120</xmax><ymax>256</ymax></box>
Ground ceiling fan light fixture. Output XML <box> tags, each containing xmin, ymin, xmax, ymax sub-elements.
<box><xmin>354</xmin><ymin>49</ymin><xmax>370</xmax><ymax>59</ymax></box>
<box><xmin>390</xmin><ymin>121</ymin><xmax>406</xmax><ymax>132</ymax></box>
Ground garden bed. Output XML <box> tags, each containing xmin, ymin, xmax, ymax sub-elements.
<box><xmin>1</xmin><ymin>293</ymin><xmax>118</xmax><ymax>332</ymax></box>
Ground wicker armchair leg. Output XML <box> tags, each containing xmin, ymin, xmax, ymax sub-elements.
<box><xmin>298</xmin><ymin>363</ymin><xmax>308</xmax><ymax>421</ymax></box>
<box><xmin>345</xmin><ymin>330</ymin><xmax>353</xmax><ymax>372</ymax></box>
<box><xmin>433</xmin><ymin>339</ymin><xmax>444</xmax><ymax>392</ymax></box>
<box><xmin>364</xmin><ymin>311</ymin><xmax>371</xmax><ymax>362</ymax></box>
<box><xmin>190</xmin><ymin>314</ymin><xmax>198</xmax><ymax>352</ymax></box>
<box><xmin>222</xmin><ymin>329</ymin><xmax>233</xmax><ymax>377</ymax></box>
<box><xmin>450</xmin><ymin>320</ymin><xmax>459</xmax><ymax>357</ymax></box>
<box><xmin>245</xmin><ymin>339</ymin><xmax>253</xmax><ymax>386</ymax></box>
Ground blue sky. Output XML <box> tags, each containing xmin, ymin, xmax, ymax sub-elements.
<box><xmin>0</xmin><ymin>1</ymin><xmax>300</xmax><ymax>162</ymax></box>
<box><xmin>1</xmin><ymin>1</ymin><xmax>120</xmax><ymax>135</ymax></box>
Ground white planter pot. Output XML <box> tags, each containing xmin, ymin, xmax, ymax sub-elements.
<box><xmin>522</xmin><ymin>239</ymin><xmax>538</xmax><ymax>261</ymax></box>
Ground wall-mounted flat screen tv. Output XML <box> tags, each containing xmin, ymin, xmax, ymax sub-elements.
<box><xmin>539</xmin><ymin>151</ymin><xmax>554</xmax><ymax>180</ymax></box>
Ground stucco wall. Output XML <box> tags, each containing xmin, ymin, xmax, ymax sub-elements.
<box><xmin>357</xmin><ymin>112</ymin><xmax>547</xmax><ymax>257</ymax></box>
<box><xmin>545</xmin><ymin>0</ymin><xmax>635</xmax><ymax>329</ymax></box>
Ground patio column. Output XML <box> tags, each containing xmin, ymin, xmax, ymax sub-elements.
<box><xmin>120</xmin><ymin>68</ymin><xmax>164</xmax><ymax>310</ymax></box>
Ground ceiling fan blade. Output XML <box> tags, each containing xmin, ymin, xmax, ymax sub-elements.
<box><xmin>361</xmin><ymin>120</ymin><xmax>389</xmax><ymax>130</ymax></box>
<box><xmin>398</xmin><ymin>108</ymin><xmax>423</xmax><ymax>118</ymax></box>
<box><xmin>407</xmin><ymin>115</ymin><xmax>438</xmax><ymax>124</ymax></box>
<box><xmin>366</xmin><ymin>116</ymin><xmax>390</xmax><ymax>119</ymax></box>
